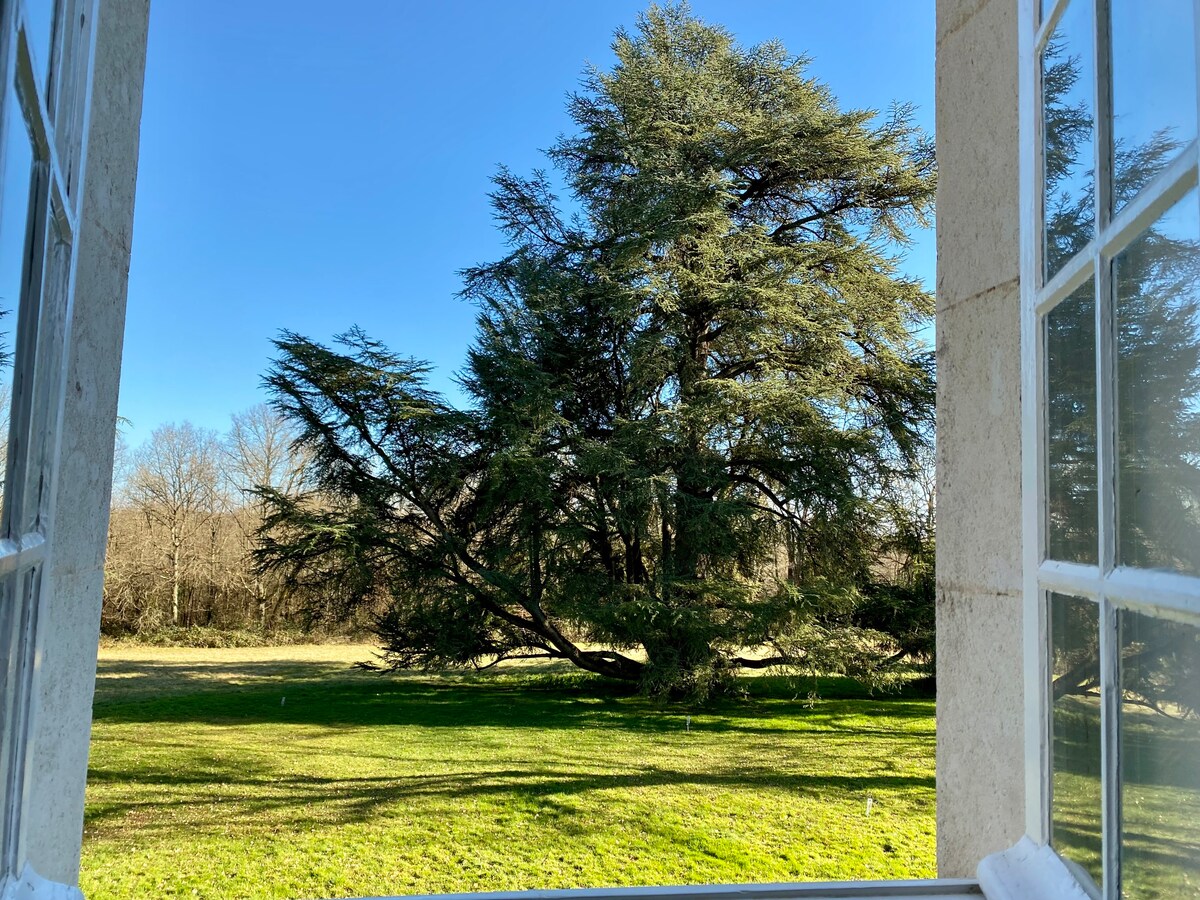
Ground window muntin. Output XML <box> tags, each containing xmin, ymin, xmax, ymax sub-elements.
<box><xmin>0</xmin><ymin>0</ymin><xmax>94</xmax><ymax>881</ymax></box>
<box><xmin>1032</xmin><ymin>0</ymin><xmax>1200</xmax><ymax>897</ymax></box>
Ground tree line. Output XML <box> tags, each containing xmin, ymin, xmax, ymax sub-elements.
<box><xmin>102</xmin><ymin>404</ymin><xmax>333</xmax><ymax>634</ymax></box>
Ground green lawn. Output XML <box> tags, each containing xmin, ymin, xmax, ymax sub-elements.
<box><xmin>82</xmin><ymin>645</ymin><xmax>936</xmax><ymax>899</ymax></box>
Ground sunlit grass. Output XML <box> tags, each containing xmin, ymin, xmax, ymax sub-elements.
<box><xmin>82</xmin><ymin>645</ymin><xmax>936</xmax><ymax>899</ymax></box>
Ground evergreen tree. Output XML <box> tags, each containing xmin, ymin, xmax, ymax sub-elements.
<box><xmin>258</xmin><ymin>4</ymin><xmax>936</xmax><ymax>698</ymax></box>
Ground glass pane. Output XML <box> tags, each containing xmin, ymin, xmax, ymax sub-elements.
<box><xmin>0</xmin><ymin>574</ymin><xmax>14</xmax><ymax>827</ymax></box>
<box><xmin>23</xmin><ymin>0</ymin><xmax>58</xmax><ymax>87</ymax></box>
<box><xmin>0</xmin><ymin>94</ymin><xmax>35</xmax><ymax>529</ymax></box>
<box><xmin>1119</xmin><ymin>610</ymin><xmax>1200</xmax><ymax>899</ymax></box>
<box><xmin>1046</xmin><ymin>279</ymin><xmax>1098</xmax><ymax>563</ymax></box>
<box><xmin>1050</xmin><ymin>592</ymin><xmax>1103</xmax><ymax>892</ymax></box>
<box><xmin>1043</xmin><ymin>0</ymin><xmax>1096</xmax><ymax>281</ymax></box>
<box><xmin>19</xmin><ymin>212</ymin><xmax>66</xmax><ymax>534</ymax></box>
<box><xmin>1115</xmin><ymin>190</ymin><xmax>1200</xmax><ymax>575</ymax></box>
<box><xmin>0</xmin><ymin>567</ymin><xmax>38</xmax><ymax>828</ymax></box>
<box><xmin>1111</xmin><ymin>0</ymin><xmax>1197</xmax><ymax>214</ymax></box>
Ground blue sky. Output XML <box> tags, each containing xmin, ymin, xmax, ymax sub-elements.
<box><xmin>119</xmin><ymin>1</ymin><xmax>935</xmax><ymax>447</ymax></box>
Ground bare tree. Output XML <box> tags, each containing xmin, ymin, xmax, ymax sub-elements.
<box><xmin>225</xmin><ymin>403</ymin><xmax>308</xmax><ymax>498</ymax></box>
<box><xmin>129</xmin><ymin>422</ymin><xmax>222</xmax><ymax>626</ymax></box>
<box><xmin>223</xmin><ymin>404</ymin><xmax>309</xmax><ymax>626</ymax></box>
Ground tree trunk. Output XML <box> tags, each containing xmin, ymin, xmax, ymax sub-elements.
<box><xmin>171</xmin><ymin>544</ymin><xmax>181</xmax><ymax>627</ymax></box>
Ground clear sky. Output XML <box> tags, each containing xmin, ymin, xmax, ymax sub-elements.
<box><xmin>118</xmin><ymin>1</ymin><xmax>935</xmax><ymax>448</ymax></box>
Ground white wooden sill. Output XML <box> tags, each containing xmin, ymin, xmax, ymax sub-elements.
<box><xmin>2</xmin><ymin>837</ymin><xmax>1100</xmax><ymax>900</ymax></box>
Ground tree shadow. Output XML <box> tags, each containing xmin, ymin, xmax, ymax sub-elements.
<box><xmin>85</xmin><ymin>757</ymin><xmax>934</xmax><ymax>833</ymax></box>
<box><xmin>92</xmin><ymin>661</ymin><xmax>933</xmax><ymax>738</ymax></box>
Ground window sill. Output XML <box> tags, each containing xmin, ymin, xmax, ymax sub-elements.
<box><xmin>0</xmin><ymin>864</ymin><xmax>83</xmax><ymax>900</ymax></box>
<box><xmin>977</xmin><ymin>837</ymin><xmax>1093</xmax><ymax>900</ymax></box>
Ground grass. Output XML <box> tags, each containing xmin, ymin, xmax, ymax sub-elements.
<box><xmin>1053</xmin><ymin>693</ymin><xmax>1200</xmax><ymax>899</ymax></box>
<box><xmin>82</xmin><ymin>645</ymin><xmax>936</xmax><ymax>899</ymax></box>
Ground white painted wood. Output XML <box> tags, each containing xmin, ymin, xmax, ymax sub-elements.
<box><xmin>1035</xmin><ymin>241</ymin><xmax>1093</xmax><ymax>317</ymax></box>
<box><xmin>1037</xmin><ymin>0</ymin><xmax>1071</xmax><ymax>54</ymax></box>
<box><xmin>1019</xmin><ymin>0</ymin><xmax>1051</xmax><ymax>848</ymax></box>
<box><xmin>1098</xmin><ymin>142</ymin><xmax>1197</xmax><ymax>260</ymax></box>
<box><xmin>0</xmin><ymin>862</ymin><xmax>82</xmax><ymax>900</ymax></box>
<box><xmin>0</xmin><ymin>0</ymin><xmax>99</xmax><ymax>893</ymax></box>
<box><xmin>1097</xmin><ymin>598</ymin><xmax>1118</xmax><ymax>900</ymax></box>
<box><xmin>1037</xmin><ymin>560</ymin><xmax>1100</xmax><ymax>600</ymax></box>
<box><xmin>1027</xmin><ymin>0</ymin><xmax>1200</xmax><ymax>896</ymax></box>
<box><xmin>977</xmin><ymin>838</ymin><xmax>1093</xmax><ymax>900</ymax></box>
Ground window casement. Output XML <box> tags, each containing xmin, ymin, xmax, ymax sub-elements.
<box><xmin>0</xmin><ymin>0</ymin><xmax>97</xmax><ymax>897</ymax></box>
<box><xmin>1009</xmin><ymin>0</ymin><xmax>1200</xmax><ymax>897</ymax></box>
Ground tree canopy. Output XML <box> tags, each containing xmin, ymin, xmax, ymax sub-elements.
<box><xmin>258</xmin><ymin>4</ymin><xmax>937</xmax><ymax>698</ymax></box>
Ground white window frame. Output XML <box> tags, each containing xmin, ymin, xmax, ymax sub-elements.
<box><xmin>0</xmin><ymin>0</ymin><xmax>98</xmax><ymax>897</ymax></box>
<box><xmin>1008</xmin><ymin>0</ymin><xmax>1200</xmax><ymax>898</ymax></box>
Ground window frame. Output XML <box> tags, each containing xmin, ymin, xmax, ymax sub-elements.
<box><xmin>0</xmin><ymin>0</ymin><xmax>98</xmax><ymax>894</ymax></box>
<box><xmin>1019</xmin><ymin>0</ymin><xmax>1200</xmax><ymax>897</ymax></box>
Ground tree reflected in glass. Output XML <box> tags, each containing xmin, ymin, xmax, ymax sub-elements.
<box><xmin>1046</xmin><ymin>280</ymin><xmax>1097</xmax><ymax>564</ymax></box>
<box><xmin>1115</xmin><ymin>191</ymin><xmax>1200</xmax><ymax>576</ymax></box>
<box><xmin>1042</xmin><ymin>11</ymin><xmax>1094</xmax><ymax>281</ymax></box>
<box><xmin>1050</xmin><ymin>593</ymin><xmax>1103</xmax><ymax>892</ymax></box>
<box><xmin>0</xmin><ymin>89</ymin><xmax>34</xmax><ymax>507</ymax></box>
<box><xmin>1119</xmin><ymin>611</ymin><xmax>1200</xmax><ymax>899</ymax></box>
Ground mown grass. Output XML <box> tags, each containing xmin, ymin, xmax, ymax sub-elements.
<box><xmin>82</xmin><ymin>645</ymin><xmax>936</xmax><ymax>899</ymax></box>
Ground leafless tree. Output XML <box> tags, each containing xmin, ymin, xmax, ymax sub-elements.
<box><xmin>222</xmin><ymin>404</ymin><xmax>309</xmax><ymax>626</ymax></box>
<box><xmin>128</xmin><ymin>422</ymin><xmax>222</xmax><ymax>626</ymax></box>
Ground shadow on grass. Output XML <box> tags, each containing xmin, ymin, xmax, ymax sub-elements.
<box><xmin>93</xmin><ymin>664</ymin><xmax>934</xmax><ymax>737</ymax></box>
<box><xmin>85</xmin><ymin>757</ymin><xmax>934</xmax><ymax>833</ymax></box>
<box><xmin>88</xmin><ymin>658</ymin><xmax>936</xmax><ymax>838</ymax></box>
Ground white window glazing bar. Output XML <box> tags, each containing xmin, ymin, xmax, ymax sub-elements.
<box><xmin>1104</xmin><ymin>567</ymin><xmax>1200</xmax><ymax>620</ymax></box>
<box><xmin>1037</xmin><ymin>0</ymin><xmax>1071</xmax><ymax>56</ymax></box>
<box><xmin>1037</xmin><ymin>559</ymin><xmax>1102</xmax><ymax>599</ymax></box>
<box><xmin>1098</xmin><ymin>143</ymin><xmax>1197</xmax><ymax>259</ymax></box>
<box><xmin>0</xmin><ymin>534</ymin><xmax>43</xmax><ymax>577</ymax></box>
<box><xmin>1020</xmin><ymin>0</ymin><xmax>1053</xmax><ymax>845</ymax></box>
<box><xmin>1035</xmin><ymin>245</ymin><xmax>1093</xmax><ymax>317</ymax></box>
<box><xmin>1097</xmin><ymin>597</ymin><xmax>1119</xmax><ymax>900</ymax></box>
<box><xmin>1035</xmin><ymin>147</ymin><xmax>1196</xmax><ymax>319</ymax></box>
<box><xmin>1091</xmin><ymin>4</ymin><xmax>1117</xmax><ymax>886</ymax></box>
<box><xmin>1034</xmin><ymin>171</ymin><xmax>1197</xmax><ymax>316</ymax></box>
<box><xmin>12</xmin><ymin>12</ymin><xmax>74</xmax><ymax>244</ymax></box>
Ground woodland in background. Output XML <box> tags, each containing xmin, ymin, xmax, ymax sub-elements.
<box><xmin>100</xmin><ymin>398</ymin><xmax>933</xmax><ymax>663</ymax></box>
<box><xmin>101</xmin><ymin>404</ymin><xmax>379</xmax><ymax>637</ymax></box>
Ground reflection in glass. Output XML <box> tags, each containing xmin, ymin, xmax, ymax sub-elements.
<box><xmin>1042</xmin><ymin>0</ymin><xmax>1095</xmax><ymax>281</ymax></box>
<box><xmin>1111</xmin><ymin>0</ymin><xmax>1197</xmax><ymax>214</ymax></box>
<box><xmin>1115</xmin><ymin>190</ymin><xmax>1200</xmax><ymax>575</ymax></box>
<box><xmin>1051</xmin><ymin>592</ymin><xmax>1103</xmax><ymax>892</ymax></box>
<box><xmin>0</xmin><ymin>92</ymin><xmax>35</xmax><ymax>509</ymax></box>
<box><xmin>18</xmin><ymin>216</ymin><xmax>66</xmax><ymax>536</ymax></box>
<box><xmin>1046</xmin><ymin>279</ymin><xmax>1097</xmax><ymax>563</ymax></box>
<box><xmin>1119</xmin><ymin>610</ymin><xmax>1200</xmax><ymax>899</ymax></box>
